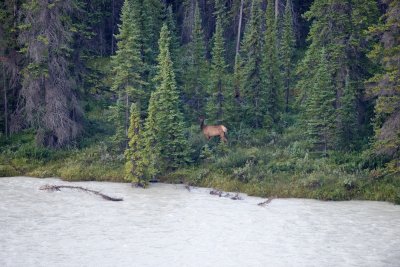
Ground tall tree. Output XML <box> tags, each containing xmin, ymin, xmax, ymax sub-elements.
<box><xmin>125</xmin><ymin>103</ymin><xmax>146</xmax><ymax>185</ymax></box>
<box><xmin>18</xmin><ymin>0</ymin><xmax>82</xmax><ymax>147</ymax></box>
<box><xmin>305</xmin><ymin>48</ymin><xmax>335</xmax><ymax>155</ymax></box>
<box><xmin>297</xmin><ymin>0</ymin><xmax>378</xmax><ymax>149</ymax></box>
<box><xmin>110</xmin><ymin>0</ymin><xmax>145</xmax><ymax>148</ymax></box>
<box><xmin>263</xmin><ymin>0</ymin><xmax>283</xmax><ymax>127</ymax></box>
<box><xmin>142</xmin><ymin>24</ymin><xmax>190</xmax><ymax>176</ymax></box>
<box><xmin>240</xmin><ymin>0</ymin><xmax>264</xmax><ymax>128</ymax></box>
<box><xmin>367</xmin><ymin>0</ymin><xmax>400</xmax><ymax>164</ymax></box>
<box><xmin>280</xmin><ymin>0</ymin><xmax>295</xmax><ymax>112</ymax></box>
<box><xmin>183</xmin><ymin>1</ymin><xmax>208</xmax><ymax>121</ymax></box>
<box><xmin>207</xmin><ymin>16</ymin><xmax>229</xmax><ymax>124</ymax></box>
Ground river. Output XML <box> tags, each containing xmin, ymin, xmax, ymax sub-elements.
<box><xmin>0</xmin><ymin>177</ymin><xmax>399</xmax><ymax>267</ymax></box>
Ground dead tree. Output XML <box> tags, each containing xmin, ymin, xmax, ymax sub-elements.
<box><xmin>39</xmin><ymin>184</ymin><xmax>123</xmax><ymax>201</ymax></box>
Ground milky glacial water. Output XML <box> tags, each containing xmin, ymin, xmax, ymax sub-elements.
<box><xmin>0</xmin><ymin>177</ymin><xmax>399</xmax><ymax>267</ymax></box>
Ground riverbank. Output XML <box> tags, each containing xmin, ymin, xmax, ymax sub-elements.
<box><xmin>1</xmin><ymin>132</ymin><xmax>399</xmax><ymax>204</ymax></box>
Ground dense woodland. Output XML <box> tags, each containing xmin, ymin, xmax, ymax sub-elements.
<box><xmin>0</xmin><ymin>0</ymin><xmax>399</xmax><ymax>201</ymax></box>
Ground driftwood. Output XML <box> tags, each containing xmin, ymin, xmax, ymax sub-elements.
<box><xmin>39</xmin><ymin>184</ymin><xmax>123</xmax><ymax>201</ymax></box>
<box><xmin>210</xmin><ymin>189</ymin><xmax>243</xmax><ymax>200</ymax></box>
<box><xmin>257</xmin><ymin>197</ymin><xmax>275</xmax><ymax>207</ymax></box>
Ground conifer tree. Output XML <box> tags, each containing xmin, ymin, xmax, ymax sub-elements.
<box><xmin>166</xmin><ymin>5</ymin><xmax>182</xmax><ymax>87</ymax></box>
<box><xmin>142</xmin><ymin>24</ymin><xmax>190</xmax><ymax>175</ymax></box>
<box><xmin>280</xmin><ymin>0</ymin><xmax>295</xmax><ymax>112</ymax></box>
<box><xmin>367</xmin><ymin>0</ymin><xmax>400</xmax><ymax>162</ymax></box>
<box><xmin>110</xmin><ymin>0</ymin><xmax>144</xmax><ymax>147</ymax></box>
<box><xmin>263</xmin><ymin>0</ymin><xmax>283</xmax><ymax>127</ymax></box>
<box><xmin>213</xmin><ymin>0</ymin><xmax>229</xmax><ymax>31</ymax></box>
<box><xmin>207</xmin><ymin>16</ymin><xmax>228</xmax><ymax>124</ymax></box>
<box><xmin>183</xmin><ymin>1</ymin><xmax>208</xmax><ymax>121</ymax></box>
<box><xmin>336</xmin><ymin>71</ymin><xmax>358</xmax><ymax>150</ymax></box>
<box><xmin>297</xmin><ymin>0</ymin><xmax>378</xmax><ymax>149</ymax></box>
<box><xmin>124</xmin><ymin>103</ymin><xmax>145</xmax><ymax>185</ymax></box>
<box><xmin>305</xmin><ymin>49</ymin><xmax>335</xmax><ymax>155</ymax></box>
<box><xmin>18</xmin><ymin>0</ymin><xmax>82</xmax><ymax>147</ymax></box>
<box><xmin>240</xmin><ymin>0</ymin><xmax>264</xmax><ymax>128</ymax></box>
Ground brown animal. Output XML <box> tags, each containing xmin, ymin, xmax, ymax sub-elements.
<box><xmin>199</xmin><ymin>116</ymin><xmax>228</xmax><ymax>143</ymax></box>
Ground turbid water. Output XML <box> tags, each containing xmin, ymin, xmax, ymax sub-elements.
<box><xmin>0</xmin><ymin>177</ymin><xmax>399</xmax><ymax>267</ymax></box>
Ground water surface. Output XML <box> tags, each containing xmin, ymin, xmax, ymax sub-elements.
<box><xmin>1</xmin><ymin>177</ymin><xmax>399</xmax><ymax>267</ymax></box>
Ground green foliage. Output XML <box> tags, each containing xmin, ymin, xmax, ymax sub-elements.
<box><xmin>240</xmin><ymin>0</ymin><xmax>264</xmax><ymax>128</ymax></box>
<box><xmin>280</xmin><ymin>0</ymin><xmax>296</xmax><ymax>112</ymax></box>
<box><xmin>124</xmin><ymin>103</ymin><xmax>145</xmax><ymax>184</ymax></box>
<box><xmin>207</xmin><ymin>16</ymin><xmax>229</xmax><ymax>124</ymax></box>
<box><xmin>263</xmin><ymin>0</ymin><xmax>283</xmax><ymax>128</ymax></box>
<box><xmin>182</xmin><ymin>1</ymin><xmax>208</xmax><ymax>121</ymax></box>
<box><xmin>304</xmin><ymin>48</ymin><xmax>335</xmax><ymax>154</ymax></box>
<box><xmin>367</xmin><ymin>0</ymin><xmax>400</xmax><ymax>165</ymax></box>
<box><xmin>142</xmin><ymin>24</ymin><xmax>190</xmax><ymax>178</ymax></box>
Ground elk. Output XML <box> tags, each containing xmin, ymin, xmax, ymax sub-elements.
<box><xmin>199</xmin><ymin>116</ymin><xmax>228</xmax><ymax>143</ymax></box>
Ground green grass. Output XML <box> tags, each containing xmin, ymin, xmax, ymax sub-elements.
<box><xmin>1</xmin><ymin>128</ymin><xmax>399</xmax><ymax>204</ymax></box>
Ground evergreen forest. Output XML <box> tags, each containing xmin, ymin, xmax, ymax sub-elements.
<box><xmin>0</xmin><ymin>0</ymin><xmax>399</xmax><ymax>203</ymax></box>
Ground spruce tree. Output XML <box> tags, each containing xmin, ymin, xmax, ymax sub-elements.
<box><xmin>110</xmin><ymin>0</ymin><xmax>144</xmax><ymax>148</ymax></box>
<box><xmin>207</xmin><ymin>16</ymin><xmax>228</xmax><ymax>124</ymax></box>
<box><xmin>367</xmin><ymin>0</ymin><xmax>400</xmax><ymax>162</ymax></box>
<box><xmin>18</xmin><ymin>0</ymin><xmax>82</xmax><ymax>147</ymax></box>
<box><xmin>142</xmin><ymin>24</ymin><xmax>190</xmax><ymax>175</ymax></box>
<box><xmin>166</xmin><ymin>5</ymin><xmax>182</xmax><ymax>87</ymax></box>
<box><xmin>240</xmin><ymin>0</ymin><xmax>264</xmax><ymax>128</ymax></box>
<box><xmin>183</xmin><ymin>1</ymin><xmax>208</xmax><ymax>121</ymax></box>
<box><xmin>263</xmin><ymin>0</ymin><xmax>283</xmax><ymax>128</ymax></box>
<box><xmin>305</xmin><ymin>49</ymin><xmax>335</xmax><ymax>155</ymax></box>
<box><xmin>297</xmin><ymin>0</ymin><xmax>378</xmax><ymax>149</ymax></box>
<box><xmin>280</xmin><ymin>0</ymin><xmax>295</xmax><ymax>112</ymax></box>
<box><xmin>124</xmin><ymin>103</ymin><xmax>145</xmax><ymax>185</ymax></box>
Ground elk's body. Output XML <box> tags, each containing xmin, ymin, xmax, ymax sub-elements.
<box><xmin>199</xmin><ymin>117</ymin><xmax>228</xmax><ymax>143</ymax></box>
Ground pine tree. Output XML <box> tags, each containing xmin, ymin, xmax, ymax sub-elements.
<box><xmin>367</xmin><ymin>0</ymin><xmax>400</xmax><ymax>163</ymax></box>
<box><xmin>297</xmin><ymin>0</ymin><xmax>378</xmax><ymax>149</ymax></box>
<box><xmin>240</xmin><ymin>0</ymin><xmax>264</xmax><ymax>128</ymax></box>
<box><xmin>263</xmin><ymin>0</ymin><xmax>283</xmax><ymax>128</ymax></box>
<box><xmin>18</xmin><ymin>0</ymin><xmax>82</xmax><ymax>147</ymax></box>
<box><xmin>305</xmin><ymin>49</ymin><xmax>335</xmax><ymax>155</ymax></box>
<box><xmin>124</xmin><ymin>103</ymin><xmax>145</xmax><ymax>185</ymax></box>
<box><xmin>142</xmin><ymin>24</ymin><xmax>190</xmax><ymax>176</ymax></box>
<box><xmin>110</xmin><ymin>0</ymin><xmax>145</xmax><ymax>148</ymax></box>
<box><xmin>213</xmin><ymin>0</ymin><xmax>229</xmax><ymax>31</ymax></box>
<box><xmin>166</xmin><ymin>5</ymin><xmax>182</xmax><ymax>86</ymax></box>
<box><xmin>183</xmin><ymin>1</ymin><xmax>208</xmax><ymax>121</ymax></box>
<box><xmin>207</xmin><ymin>16</ymin><xmax>228</xmax><ymax>124</ymax></box>
<box><xmin>336</xmin><ymin>71</ymin><xmax>358</xmax><ymax>150</ymax></box>
<box><xmin>280</xmin><ymin>0</ymin><xmax>295</xmax><ymax>112</ymax></box>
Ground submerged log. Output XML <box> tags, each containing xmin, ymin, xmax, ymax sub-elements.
<box><xmin>39</xmin><ymin>184</ymin><xmax>123</xmax><ymax>201</ymax></box>
<box><xmin>257</xmin><ymin>197</ymin><xmax>274</xmax><ymax>207</ymax></box>
<box><xmin>210</xmin><ymin>189</ymin><xmax>243</xmax><ymax>200</ymax></box>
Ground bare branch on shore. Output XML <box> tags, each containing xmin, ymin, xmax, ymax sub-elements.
<box><xmin>39</xmin><ymin>184</ymin><xmax>123</xmax><ymax>201</ymax></box>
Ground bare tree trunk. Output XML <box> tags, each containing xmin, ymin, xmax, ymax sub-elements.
<box><xmin>2</xmin><ymin>63</ymin><xmax>7</xmax><ymax>138</ymax></box>
<box><xmin>235</xmin><ymin>0</ymin><xmax>244</xmax><ymax>60</ymax></box>
<box><xmin>111</xmin><ymin>0</ymin><xmax>115</xmax><ymax>54</ymax></box>
<box><xmin>275</xmin><ymin>0</ymin><xmax>280</xmax><ymax>19</ymax></box>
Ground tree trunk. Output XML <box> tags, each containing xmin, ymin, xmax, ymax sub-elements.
<box><xmin>2</xmin><ymin>63</ymin><xmax>7</xmax><ymax>138</ymax></box>
<box><xmin>275</xmin><ymin>0</ymin><xmax>280</xmax><ymax>19</ymax></box>
<box><xmin>235</xmin><ymin>0</ymin><xmax>244</xmax><ymax>60</ymax></box>
<box><xmin>111</xmin><ymin>0</ymin><xmax>115</xmax><ymax>54</ymax></box>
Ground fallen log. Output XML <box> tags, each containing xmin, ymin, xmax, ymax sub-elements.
<box><xmin>210</xmin><ymin>189</ymin><xmax>243</xmax><ymax>200</ymax></box>
<box><xmin>39</xmin><ymin>184</ymin><xmax>123</xmax><ymax>201</ymax></box>
<box><xmin>257</xmin><ymin>197</ymin><xmax>274</xmax><ymax>207</ymax></box>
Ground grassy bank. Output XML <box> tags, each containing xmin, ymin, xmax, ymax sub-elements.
<box><xmin>1</xmin><ymin>129</ymin><xmax>399</xmax><ymax>204</ymax></box>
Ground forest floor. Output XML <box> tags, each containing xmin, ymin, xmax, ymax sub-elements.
<box><xmin>0</xmin><ymin>129</ymin><xmax>399</xmax><ymax>204</ymax></box>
